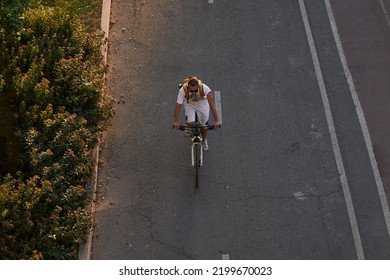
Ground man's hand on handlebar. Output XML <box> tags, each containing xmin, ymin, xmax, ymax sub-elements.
<box><xmin>173</xmin><ymin>121</ymin><xmax>180</xmax><ymax>129</ymax></box>
<box><xmin>213</xmin><ymin>121</ymin><xmax>221</xmax><ymax>129</ymax></box>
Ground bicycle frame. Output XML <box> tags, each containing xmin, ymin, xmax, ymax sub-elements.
<box><xmin>177</xmin><ymin>123</ymin><xmax>214</xmax><ymax>147</ymax></box>
<box><xmin>175</xmin><ymin>122</ymin><xmax>215</xmax><ymax>189</ymax></box>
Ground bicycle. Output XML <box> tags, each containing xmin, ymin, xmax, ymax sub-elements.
<box><xmin>174</xmin><ymin>118</ymin><xmax>216</xmax><ymax>189</ymax></box>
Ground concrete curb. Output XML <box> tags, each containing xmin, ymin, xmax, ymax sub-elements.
<box><xmin>101</xmin><ymin>0</ymin><xmax>112</xmax><ymax>66</ymax></box>
<box><xmin>78</xmin><ymin>0</ymin><xmax>111</xmax><ymax>260</ymax></box>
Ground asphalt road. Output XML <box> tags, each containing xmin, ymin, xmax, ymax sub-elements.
<box><xmin>91</xmin><ymin>0</ymin><xmax>390</xmax><ymax>259</ymax></box>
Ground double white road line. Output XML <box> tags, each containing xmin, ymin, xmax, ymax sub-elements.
<box><xmin>299</xmin><ymin>0</ymin><xmax>390</xmax><ymax>260</ymax></box>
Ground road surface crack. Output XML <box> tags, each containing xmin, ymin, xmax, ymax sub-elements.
<box><xmin>139</xmin><ymin>213</ymin><xmax>194</xmax><ymax>259</ymax></box>
<box><xmin>229</xmin><ymin>190</ymin><xmax>340</xmax><ymax>203</ymax></box>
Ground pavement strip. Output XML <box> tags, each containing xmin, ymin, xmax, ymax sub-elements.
<box><xmin>78</xmin><ymin>0</ymin><xmax>112</xmax><ymax>260</ymax></box>
<box><xmin>79</xmin><ymin>0</ymin><xmax>390</xmax><ymax>260</ymax></box>
<box><xmin>214</xmin><ymin>91</ymin><xmax>222</xmax><ymax>125</ymax></box>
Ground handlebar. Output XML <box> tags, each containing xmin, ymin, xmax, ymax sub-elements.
<box><xmin>173</xmin><ymin>124</ymin><xmax>219</xmax><ymax>131</ymax></box>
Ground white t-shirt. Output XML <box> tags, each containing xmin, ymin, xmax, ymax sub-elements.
<box><xmin>176</xmin><ymin>84</ymin><xmax>211</xmax><ymax>111</ymax></box>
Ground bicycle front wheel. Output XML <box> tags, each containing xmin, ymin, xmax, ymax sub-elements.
<box><xmin>194</xmin><ymin>144</ymin><xmax>200</xmax><ymax>189</ymax></box>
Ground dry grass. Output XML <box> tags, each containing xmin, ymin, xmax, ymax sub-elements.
<box><xmin>79</xmin><ymin>0</ymin><xmax>103</xmax><ymax>32</ymax></box>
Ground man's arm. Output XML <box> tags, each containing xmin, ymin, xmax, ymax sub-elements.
<box><xmin>173</xmin><ymin>103</ymin><xmax>181</xmax><ymax>128</ymax></box>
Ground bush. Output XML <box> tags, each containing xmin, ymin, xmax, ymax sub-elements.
<box><xmin>0</xmin><ymin>2</ymin><xmax>114</xmax><ymax>259</ymax></box>
<box><xmin>0</xmin><ymin>173</ymin><xmax>90</xmax><ymax>259</ymax></box>
<box><xmin>0</xmin><ymin>0</ymin><xmax>28</xmax><ymax>90</ymax></box>
<box><xmin>0</xmin><ymin>174</ymin><xmax>49</xmax><ymax>259</ymax></box>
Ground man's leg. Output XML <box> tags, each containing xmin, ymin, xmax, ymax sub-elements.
<box><xmin>201</xmin><ymin>128</ymin><xmax>208</xmax><ymax>142</ymax></box>
<box><xmin>197</xmin><ymin>109</ymin><xmax>210</xmax><ymax>151</ymax></box>
<box><xmin>197</xmin><ymin>108</ymin><xmax>210</xmax><ymax>143</ymax></box>
<box><xmin>184</xmin><ymin>103</ymin><xmax>196</xmax><ymax>125</ymax></box>
<box><xmin>183</xmin><ymin>105</ymin><xmax>196</xmax><ymax>137</ymax></box>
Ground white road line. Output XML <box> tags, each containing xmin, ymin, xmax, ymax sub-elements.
<box><xmin>379</xmin><ymin>0</ymin><xmax>390</xmax><ymax>31</ymax></box>
<box><xmin>325</xmin><ymin>0</ymin><xmax>390</xmax><ymax>240</ymax></box>
<box><xmin>298</xmin><ymin>0</ymin><xmax>365</xmax><ymax>259</ymax></box>
<box><xmin>214</xmin><ymin>91</ymin><xmax>223</xmax><ymax>125</ymax></box>
<box><xmin>208</xmin><ymin>0</ymin><xmax>214</xmax><ymax>4</ymax></box>
<box><xmin>222</xmin><ymin>254</ymin><xmax>229</xmax><ymax>260</ymax></box>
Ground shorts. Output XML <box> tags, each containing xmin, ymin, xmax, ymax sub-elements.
<box><xmin>184</xmin><ymin>103</ymin><xmax>209</xmax><ymax>126</ymax></box>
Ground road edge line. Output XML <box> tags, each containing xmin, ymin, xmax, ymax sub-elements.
<box><xmin>298</xmin><ymin>0</ymin><xmax>365</xmax><ymax>259</ymax></box>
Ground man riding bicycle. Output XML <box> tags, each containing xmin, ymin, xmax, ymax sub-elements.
<box><xmin>173</xmin><ymin>77</ymin><xmax>221</xmax><ymax>152</ymax></box>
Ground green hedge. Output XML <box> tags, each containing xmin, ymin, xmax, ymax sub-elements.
<box><xmin>0</xmin><ymin>2</ymin><xmax>113</xmax><ymax>259</ymax></box>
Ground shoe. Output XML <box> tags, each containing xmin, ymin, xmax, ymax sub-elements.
<box><xmin>202</xmin><ymin>140</ymin><xmax>209</xmax><ymax>152</ymax></box>
<box><xmin>184</xmin><ymin>127</ymin><xmax>191</xmax><ymax>138</ymax></box>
